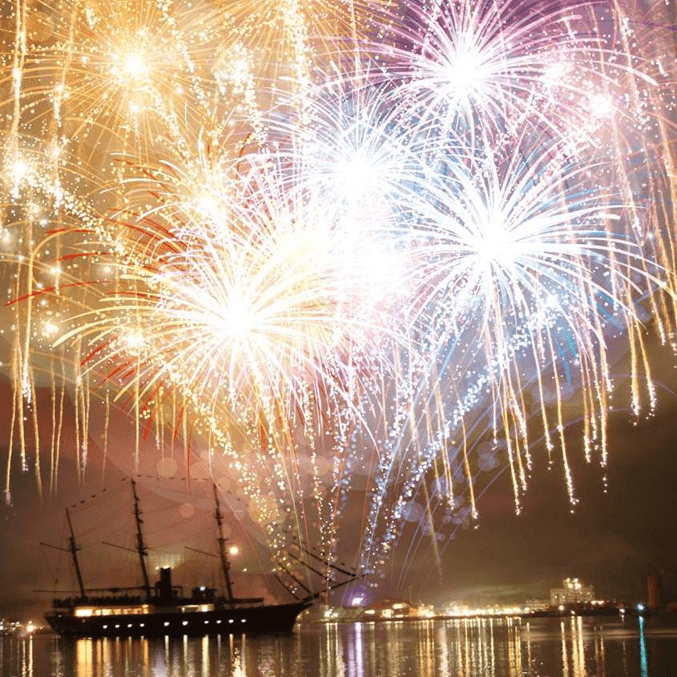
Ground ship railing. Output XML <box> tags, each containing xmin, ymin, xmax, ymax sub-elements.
<box><xmin>214</xmin><ymin>596</ymin><xmax>265</xmax><ymax>608</ymax></box>
<box><xmin>53</xmin><ymin>593</ymin><xmax>146</xmax><ymax>608</ymax></box>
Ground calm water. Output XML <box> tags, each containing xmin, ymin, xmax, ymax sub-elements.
<box><xmin>2</xmin><ymin>616</ymin><xmax>676</xmax><ymax>676</ymax></box>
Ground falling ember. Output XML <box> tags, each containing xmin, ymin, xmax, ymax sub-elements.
<box><xmin>1</xmin><ymin>0</ymin><xmax>676</xmax><ymax>591</ymax></box>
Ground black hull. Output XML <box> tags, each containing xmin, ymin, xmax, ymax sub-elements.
<box><xmin>45</xmin><ymin>601</ymin><xmax>311</xmax><ymax>638</ymax></box>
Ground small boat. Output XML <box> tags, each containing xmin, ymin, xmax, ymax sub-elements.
<box><xmin>44</xmin><ymin>480</ymin><xmax>315</xmax><ymax>637</ymax></box>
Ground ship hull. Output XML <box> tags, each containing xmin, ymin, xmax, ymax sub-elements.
<box><xmin>45</xmin><ymin>601</ymin><xmax>311</xmax><ymax>638</ymax></box>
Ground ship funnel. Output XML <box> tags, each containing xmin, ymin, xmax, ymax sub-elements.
<box><xmin>157</xmin><ymin>567</ymin><xmax>173</xmax><ymax>602</ymax></box>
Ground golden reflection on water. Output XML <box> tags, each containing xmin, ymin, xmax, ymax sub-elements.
<box><xmin>557</xmin><ymin>615</ymin><xmax>612</xmax><ymax>677</ymax></box>
<box><xmin>6</xmin><ymin>616</ymin><xmax>675</xmax><ymax>677</ymax></box>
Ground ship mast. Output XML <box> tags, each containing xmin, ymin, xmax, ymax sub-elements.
<box><xmin>131</xmin><ymin>479</ymin><xmax>152</xmax><ymax>600</ymax></box>
<box><xmin>65</xmin><ymin>508</ymin><xmax>86</xmax><ymax>600</ymax></box>
<box><xmin>213</xmin><ymin>482</ymin><xmax>234</xmax><ymax>603</ymax></box>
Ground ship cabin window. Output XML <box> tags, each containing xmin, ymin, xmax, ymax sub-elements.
<box><xmin>75</xmin><ymin>605</ymin><xmax>149</xmax><ymax>617</ymax></box>
<box><xmin>179</xmin><ymin>605</ymin><xmax>213</xmax><ymax>613</ymax></box>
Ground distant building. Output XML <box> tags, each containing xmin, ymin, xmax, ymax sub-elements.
<box><xmin>525</xmin><ymin>599</ymin><xmax>551</xmax><ymax>612</ymax></box>
<box><xmin>299</xmin><ymin>604</ymin><xmax>367</xmax><ymax>623</ymax></box>
<box><xmin>550</xmin><ymin>578</ymin><xmax>594</xmax><ymax>606</ymax></box>
<box><xmin>0</xmin><ymin>619</ymin><xmax>31</xmax><ymax>636</ymax></box>
<box><xmin>647</xmin><ymin>575</ymin><xmax>660</xmax><ymax>610</ymax></box>
<box><xmin>301</xmin><ymin>598</ymin><xmax>424</xmax><ymax>623</ymax></box>
<box><xmin>359</xmin><ymin>598</ymin><xmax>417</xmax><ymax>620</ymax></box>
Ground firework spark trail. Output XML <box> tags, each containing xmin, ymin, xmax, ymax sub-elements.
<box><xmin>1</xmin><ymin>0</ymin><xmax>676</xmax><ymax>591</ymax></box>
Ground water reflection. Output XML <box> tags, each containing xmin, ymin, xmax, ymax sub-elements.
<box><xmin>638</xmin><ymin>616</ymin><xmax>648</xmax><ymax>677</ymax></box>
<box><xmin>4</xmin><ymin>615</ymin><xmax>677</xmax><ymax>677</ymax></box>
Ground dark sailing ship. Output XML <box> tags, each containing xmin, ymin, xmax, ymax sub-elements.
<box><xmin>44</xmin><ymin>480</ymin><xmax>345</xmax><ymax>637</ymax></box>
